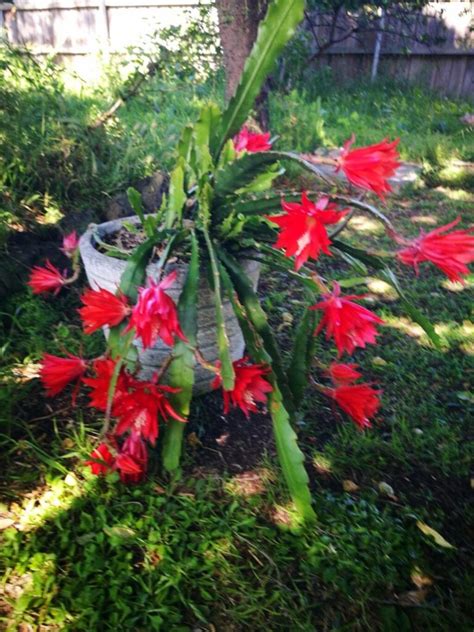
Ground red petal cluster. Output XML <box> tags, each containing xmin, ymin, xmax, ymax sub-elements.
<box><xmin>28</xmin><ymin>261</ymin><xmax>67</xmax><ymax>295</ymax></box>
<box><xmin>60</xmin><ymin>231</ymin><xmax>79</xmax><ymax>257</ymax></box>
<box><xmin>79</xmin><ymin>288</ymin><xmax>131</xmax><ymax>334</ymax></box>
<box><xmin>128</xmin><ymin>271</ymin><xmax>186</xmax><ymax>348</ymax></box>
<box><xmin>212</xmin><ymin>358</ymin><xmax>273</xmax><ymax>418</ymax></box>
<box><xmin>114</xmin><ymin>378</ymin><xmax>185</xmax><ymax>445</ymax></box>
<box><xmin>267</xmin><ymin>193</ymin><xmax>349</xmax><ymax>270</ymax></box>
<box><xmin>337</xmin><ymin>136</ymin><xmax>400</xmax><ymax>200</ymax></box>
<box><xmin>117</xmin><ymin>433</ymin><xmax>148</xmax><ymax>484</ymax></box>
<box><xmin>311</xmin><ymin>282</ymin><xmax>384</xmax><ymax>356</ymax></box>
<box><xmin>327</xmin><ymin>383</ymin><xmax>381</xmax><ymax>429</ymax></box>
<box><xmin>233</xmin><ymin>126</ymin><xmax>272</xmax><ymax>153</ymax></box>
<box><xmin>40</xmin><ymin>353</ymin><xmax>87</xmax><ymax>397</ymax></box>
<box><xmin>82</xmin><ymin>358</ymin><xmax>129</xmax><ymax>413</ymax></box>
<box><xmin>85</xmin><ymin>434</ymin><xmax>147</xmax><ymax>484</ymax></box>
<box><xmin>85</xmin><ymin>442</ymin><xmax>115</xmax><ymax>475</ymax></box>
<box><xmin>326</xmin><ymin>362</ymin><xmax>362</xmax><ymax>385</ymax></box>
<box><xmin>324</xmin><ymin>362</ymin><xmax>381</xmax><ymax>429</ymax></box>
<box><xmin>396</xmin><ymin>217</ymin><xmax>474</xmax><ymax>283</ymax></box>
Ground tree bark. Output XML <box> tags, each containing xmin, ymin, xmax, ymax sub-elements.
<box><xmin>216</xmin><ymin>0</ymin><xmax>270</xmax><ymax>127</ymax></box>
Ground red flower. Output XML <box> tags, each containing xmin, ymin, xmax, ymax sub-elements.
<box><xmin>117</xmin><ymin>433</ymin><xmax>148</xmax><ymax>484</ymax></box>
<box><xmin>28</xmin><ymin>261</ymin><xmax>67</xmax><ymax>295</ymax></box>
<box><xmin>267</xmin><ymin>193</ymin><xmax>349</xmax><ymax>270</ymax></box>
<box><xmin>85</xmin><ymin>442</ymin><xmax>115</xmax><ymax>475</ymax></box>
<box><xmin>327</xmin><ymin>362</ymin><xmax>362</xmax><ymax>385</ymax></box>
<box><xmin>60</xmin><ymin>231</ymin><xmax>79</xmax><ymax>257</ymax></box>
<box><xmin>115</xmin><ymin>379</ymin><xmax>185</xmax><ymax>445</ymax></box>
<box><xmin>40</xmin><ymin>353</ymin><xmax>87</xmax><ymax>397</ymax></box>
<box><xmin>79</xmin><ymin>288</ymin><xmax>131</xmax><ymax>334</ymax></box>
<box><xmin>233</xmin><ymin>126</ymin><xmax>272</xmax><ymax>153</ymax></box>
<box><xmin>311</xmin><ymin>282</ymin><xmax>384</xmax><ymax>356</ymax></box>
<box><xmin>82</xmin><ymin>358</ymin><xmax>129</xmax><ymax>413</ymax></box>
<box><xmin>212</xmin><ymin>358</ymin><xmax>273</xmax><ymax>418</ymax></box>
<box><xmin>396</xmin><ymin>217</ymin><xmax>474</xmax><ymax>283</ymax></box>
<box><xmin>337</xmin><ymin>135</ymin><xmax>400</xmax><ymax>200</ymax></box>
<box><xmin>325</xmin><ymin>383</ymin><xmax>381</xmax><ymax>429</ymax></box>
<box><xmin>128</xmin><ymin>271</ymin><xmax>186</xmax><ymax>348</ymax></box>
<box><xmin>85</xmin><ymin>435</ymin><xmax>147</xmax><ymax>484</ymax></box>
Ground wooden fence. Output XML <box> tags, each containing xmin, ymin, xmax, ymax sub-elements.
<box><xmin>0</xmin><ymin>0</ymin><xmax>473</xmax><ymax>98</ymax></box>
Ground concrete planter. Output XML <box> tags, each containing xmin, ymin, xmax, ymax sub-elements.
<box><xmin>79</xmin><ymin>216</ymin><xmax>260</xmax><ymax>393</ymax></box>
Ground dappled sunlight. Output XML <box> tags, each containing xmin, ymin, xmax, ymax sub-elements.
<box><xmin>442</xmin><ymin>278</ymin><xmax>473</xmax><ymax>293</ymax></box>
<box><xmin>410</xmin><ymin>214</ymin><xmax>438</xmax><ymax>226</ymax></box>
<box><xmin>347</xmin><ymin>215</ymin><xmax>383</xmax><ymax>235</ymax></box>
<box><xmin>366</xmin><ymin>278</ymin><xmax>398</xmax><ymax>301</ymax></box>
<box><xmin>269</xmin><ymin>502</ymin><xmax>303</xmax><ymax>530</ymax></box>
<box><xmin>385</xmin><ymin>315</ymin><xmax>474</xmax><ymax>352</ymax></box>
<box><xmin>434</xmin><ymin>187</ymin><xmax>473</xmax><ymax>202</ymax></box>
<box><xmin>4</xmin><ymin>472</ymin><xmax>89</xmax><ymax>533</ymax></box>
<box><xmin>224</xmin><ymin>468</ymin><xmax>273</xmax><ymax>497</ymax></box>
<box><xmin>385</xmin><ymin>315</ymin><xmax>427</xmax><ymax>340</ymax></box>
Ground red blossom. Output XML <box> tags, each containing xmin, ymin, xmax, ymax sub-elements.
<box><xmin>79</xmin><ymin>288</ymin><xmax>131</xmax><ymax>334</ymax></box>
<box><xmin>212</xmin><ymin>358</ymin><xmax>273</xmax><ymax>418</ymax></box>
<box><xmin>28</xmin><ymin>261</ymin><xmax>67</xmax><ymax>295</ymax></box>
<box><xmin>85</xmin><ymin>436</ymin><xmax>147</xmax><ymax>484</ymax></box>
<box><xmin>85</xmin><ymin>442</ymin><xmax>115</xmax><ymax>475</ymax></box>
<box><xmin>82</xmin><ymin>358</ymin><xmax>129</xmax><ymax>413</ymax></box>
<box><xmin>311</xmin><ymin>282</ymin><xmax>384</xmax><ymax>356</ymax></box>
<box><xmin>337</xmin><ymin>135</ymin><xmax>400</xmax><ymax>200</ymax></box>
<box><xmin>117</xmin><ymin>433</ymin><xmax>148</xmax><ymax>484</ymax></box>
<box><xmin>127</xmin><ymin>271</ymin><xmax>186</xmax><ymax>348</ymax></box>
<box><xmin>396</xmin><ymin>217</ymin><xmax>474</xmax><ymax>283</ymax></box>
<box><xmin>60</xmin><ymin>231</ymin><xmax>79</xmax><ymax>257</ymax></box>
<box><xmin>327</xmin><ymin>362</ymin><xmax>362</xmax><ymax>385</ymax></box>
<box><xmin>114</xmin><ymin>378</ymin><xmax>185</xmax><ymax>445</ymax></box>
<box><xmin>267</xmin><ymin>193</ymin><xmax>349</xmax><ymax>270</ymax></box>
<box><xmin>325</xmin><ymin>383</ymin><xmax>381</xmax><ymax>429</ymax></box>
<box><xmin>233</xmin><ymin>126</ymin><xmax>272</xmax><ymax>153</ymax></box>
<box><xmin>40</xmin><ymin>353</ymin><xmax>87</xmax><ymax>397</ymax></box>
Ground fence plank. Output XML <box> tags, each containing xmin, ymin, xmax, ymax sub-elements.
<box><xmin>14</xmin><ymin>0</ymin><xmax>210</xmax><ymax>8</ymax></box>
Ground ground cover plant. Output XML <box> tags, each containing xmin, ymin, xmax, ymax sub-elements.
<box><xmin>1</xmin><ymin>2</ymin><xmax>474</xmax><ymax>629</ymax></box>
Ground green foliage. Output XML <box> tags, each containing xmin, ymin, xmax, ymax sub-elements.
<box><xmin>163</xmin><ymin>232</ymin><xmax>200</xmax><ymax>474</ymax></box>
<box><xmin>216</xmin><ymin>0</ymin><xmax>305</xmax><ymax>154</ymax></box>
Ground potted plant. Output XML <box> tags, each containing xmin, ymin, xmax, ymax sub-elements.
<box><xmin>28</xmin><ymin>0</ymin><xmax>474</xmax><ymax>521</ymax></box>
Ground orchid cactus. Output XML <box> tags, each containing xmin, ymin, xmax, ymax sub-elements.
<box><xmin>29</xmin><ymin>0</ymin><xmax>474</xmax><ymax>522</ymax></box>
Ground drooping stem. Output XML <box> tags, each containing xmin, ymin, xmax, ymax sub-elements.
<box><xmin>100</xmin><ymin>331</ymin><xmax>135</xmax><ymax>439</ymax></box>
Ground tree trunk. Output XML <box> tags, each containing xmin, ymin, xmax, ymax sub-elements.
<box><xmin>216</xmin><ymin>0</ymin><xmax>270</xmax><ymax>127</ymax></box>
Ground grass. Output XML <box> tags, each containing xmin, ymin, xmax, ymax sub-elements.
<box><xmin>269</xmin><ymin>78</ymin><xmax>474</xmax><ymax>181</ymax></box>
<box><xmin>1</xmin><ymin>48</ymin><xmax>473</xmax><ymax>630</ymax></box>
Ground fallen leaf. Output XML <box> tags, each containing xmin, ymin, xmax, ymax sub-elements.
<box><xmin>411</xmin><ymin>567</ymin><xmax>433</xmax><ymax>588</ymax></box>
<box><xmin>342</xmin><ymin>480</ymin><xmax>359</xmax><ymax>493</ymax></box>
<box><xmin>378</xmin><ymin>481</ymin><xmax>397</xmax><ymax>500</ymax></box>
<box><xmin>372</xmin><ymin>356</ymin><xmax>388</xmax><ymax>367</ymax></box>
<box><xmin>0</xmin><ymin>518</ymin><xmax>15</xmax><ymax>530</ymax></box>
<box><xmin>416</xmin><ymin>521</ymin><xmax>454</xmax><ymax>549</ymax></box>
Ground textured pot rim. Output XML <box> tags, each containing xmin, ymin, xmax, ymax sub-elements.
<box><xmin>79</xmin><ymin>215</ymin><xmax>260</xmax><ymax>277</ymax></box>
<box><xmin>79</xmin><ymin>214</ymin><xmax>189</xmax><ymax>277</ymax></box>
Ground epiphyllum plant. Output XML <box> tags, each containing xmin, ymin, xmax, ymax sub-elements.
<box><xmin>29</xmin><ymin>0</ymin><xmax>474</xmax><ymax>522</ymax></box>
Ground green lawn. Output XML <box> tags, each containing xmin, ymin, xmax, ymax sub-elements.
<box><xmin>1</xmin><ymin>52</ymin><xmax>473</xmax><ymax>630</ymax></box>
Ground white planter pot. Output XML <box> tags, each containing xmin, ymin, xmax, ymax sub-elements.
<box><xmin>79</xmin><ymin>216</ymin><xmax>260</xmax><ymax>393</ymax></box>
